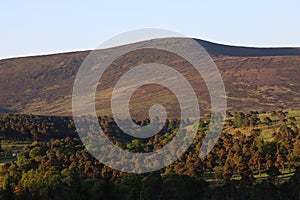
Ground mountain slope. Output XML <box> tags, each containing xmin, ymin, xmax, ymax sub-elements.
<box><xmin>196</xmin><ymin>39</ymin><xmax>300</xmax><ymax>57</ymax></box>
<box><xmin>0</xmin><ymin>39</ymin><xmax>299</xmax><ymax>118</ymax></box>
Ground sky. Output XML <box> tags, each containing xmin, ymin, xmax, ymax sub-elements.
<box><xmin>1</xmin><ymin>0</ymin><xmax>300</xmax><ymax>59</ymax></box>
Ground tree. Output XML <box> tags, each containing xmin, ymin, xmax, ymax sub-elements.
<box><xmin>159</xmin><ymin>174</ymin><xmax>208</xmax><ymax>200</ymax></box>
<box><xmin>266</xmin><ymin>165</ymin><xmax>281</xmax><ymax>183</ymax></box>
<box><xmin>118</xmin><ymin>174</ymin><xmax>142</xmax><ymax>200</ymax></box>
<box><xmin>126</xmin><ymin>139</ymin><xmax>144</xmax><ymax>152</ymax></box>
<box><xmin>29</xmin><ymin>147</ymin><xmax>43</xmax><ymax>162</ymax></box>
<box><xmin>214</xmin><ymin>166</ymin><xmax>224</xmax><ymax>185</ymax></box>
<box><xmin>140</xmin><ymin>172</ymin><xmax>162</xmax><ymax>200</ymax></box>
<box><xmin>16</xmin><ymin>152</ymin><xmax>34</xmax><ymax>171</ymax></box>
<box><xmin>2</xmin><ymin>175</ymin><xmax>15</xmax><ymax>200</ymax></box>
<box><xmin>263</xmin><ymin>117</ymin><xmax>272</xmax><ymax>127</ymax></box>
<box><xmin>293</xmin><ymin>135</ymin><xmax>300</xmax><ymax>161</ymax></box>
<box><xmin>280</xmin><ymin>166</ymin><xmax>300</xmax><ymax>200</ymax></box>
<box><xmin>223</xmin><ymin>159</ymin><xmax>234</xmax><ymax>180</ymax></box>
<box><xmin>233</xmin><ymin>112</ymin><xmax>244</xmax><ymax>128</ymax></box>
<box><xmin>88</xmin><ymin>179</ymin><xmax>116</xmax><ymax>200</ymax></box>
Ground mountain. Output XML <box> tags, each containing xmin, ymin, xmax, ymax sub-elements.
<box><xmin>197</xmin><ymin>39</ymin><xmax>300</xmax><ymax>57</ymax></box>
<box><xmin>0</xmin><ymin>39</ymin><xmax>299</xmax><ymax>119</ymax></box>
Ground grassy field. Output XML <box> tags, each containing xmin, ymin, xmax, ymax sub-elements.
<box><xmin>225</xmin><ymin>109</ymin><xmax>300</xmax><ymax>142</ymax></box>
<box><xmin>0</xmin><ymin>140</ymin><xmax>31</xmax><ymax>163</ymax></box>
<box><xmin>204</xmin><ymin>168</ymin><xmax>296</xmax><ymax>187</ymax></box>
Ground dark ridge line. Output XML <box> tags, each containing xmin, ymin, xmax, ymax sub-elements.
<box><xmin>1</xmin><ymin>39</ymin><xmax>300</xmax><ymax>62</ymax></box>
<box><xmin>195</xmin><ymin>39</ymin><xmax>300</xmax><ymax>57</ymax></box>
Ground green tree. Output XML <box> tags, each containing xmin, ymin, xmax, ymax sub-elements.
<box><xmin>159</xmin><ymin>174</ymin><xmax>208</xmax><ymax>200</ymax></box>
<box><xmin>29</xmin><ymin>147</ymin><xmax>43</xmax><ymax>162</ymax></box>
<box><xmin>118</xmin><ymin>174</ymin><xmax>142</xmax><ymax>200</ymax></box>
<box><xmin>266</xmin><ymin>165</ymin><xmax>281</xmax><ymax>183</ymax></box>
<box><xmin>233</xmin><ymin>112</ymin><xmax>244</xmax><ymax>128</ymax></box>
<box><xmin>140</xmin><ymin>172</ymin><xmax>162</xmax><ymax>200</ymax></box>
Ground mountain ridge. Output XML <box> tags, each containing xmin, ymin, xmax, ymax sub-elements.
<box><xmin>0</xmin><ymin>38</ymin><xmax>299</xmax><ymax>118</ymax></box>
<box><xmin>1</xmin><ymin>38</ymin><xmax>300</xmax><ymax>62</ymax></box>
<box><xmin>195</xmin><ymin>39</ymin><xmax>300</xmax><ymax>57</ymax></box>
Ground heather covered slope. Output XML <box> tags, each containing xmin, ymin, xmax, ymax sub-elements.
<box><xmin>0</xmin><ymin>39</ymin><xmax>299</xmax><ymax>117</ymax></box>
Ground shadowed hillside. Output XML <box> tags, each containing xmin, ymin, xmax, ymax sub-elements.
<box><xmin>196</xmin><ymin>39</ymin><xmax>300</xmax><ymax>57</ymax></box>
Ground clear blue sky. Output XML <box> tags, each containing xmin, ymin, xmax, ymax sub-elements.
<box><xmin>1</xmin><ymin>0</ymin><xmax>300</xmax><ymax>59</ymax></box>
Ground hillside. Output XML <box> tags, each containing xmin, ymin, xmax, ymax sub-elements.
<box><xmin>0</xmin><ymin>38</ymin><xmax>299</xmax><ymax>118</ymax></box>
<box><xmin>197</xmin><ymin>39</ymin><xmax>300</xmax><ymax>56</ymax></box>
